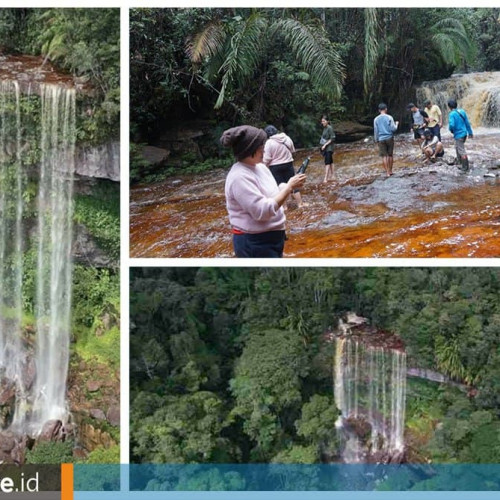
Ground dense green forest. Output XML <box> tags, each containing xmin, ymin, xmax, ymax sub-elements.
<box><xmin>130</xmin><ymin>8</ymin><xmax>500</xmax><ymax>181</ymax></box>
<box><xmin>0</xmin><ymin>8</ymin><xmax>120</xmax><ymax>143</ymax></box>
<box><xmin>130</xmin><ymin>268</ymin><xmax>500</xmax><ymax>466</ymax></box>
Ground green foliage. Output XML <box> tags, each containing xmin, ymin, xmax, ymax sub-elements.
<box><xmin>85</xmin><ymin>445</ymin><xmax>120</xmax><ymax>464</ymax></box>
<box><xmin>230</xmin><ymin>328</ymin><xmax>309</xmax><ymax>458</ymax></box>
<box><xmin>130</xmin><ymin>267</ymin><xmax>500</xmax><ymax>465</ymax></box>
<box><xmin>73</xmin><ymin>182</ymin><xmax>120</xmax><ymax>261</ymax></box>
<box><xmin>72</xmin><ymin>265</ymin><xmax>119</xmax><ymax>330</ymax></box>
<box><xmin>131</xmin><ymin>392</ymin><xmax>233</xmax><ymax>463</ymax></box>
<box><xmin>0</xmin><ymin>8</ymin><xmax>119</xmax><ymax>144</ymax></box>
<box><xmin>294</xmin><ymin>395</ymin><xmax>339</xmax><ymax>460</ymax></box>
<box><xmin>71</xmin><ymin>265</ymin><xmax>119</xmax><ymax>370</ymax></box>
<box><xmin>26</xmin><ymin>441</ymin><xmax>74</xmax><ymax>464</ymax></box>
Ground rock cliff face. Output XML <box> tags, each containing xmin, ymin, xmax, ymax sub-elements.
<box><xmin>73</xmin><ymin>224</ymin><xmax>118</xmax><ymax>269</ymax></box>
<box><xmin>76</xmin><ymin>142</ymin><xmax>120</xmax><ymax>182</ymax></box>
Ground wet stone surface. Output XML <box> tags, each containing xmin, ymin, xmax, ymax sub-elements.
<box><xmin>130</xmin><ymin>131</ymin><xmax>500</xmax><ymax>258</ymax></box>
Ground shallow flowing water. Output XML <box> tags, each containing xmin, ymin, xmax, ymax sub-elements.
<box><xmin>130</xmin><ymin>129</ymin><xmax>500</xmax><ymax>258</ymax></box>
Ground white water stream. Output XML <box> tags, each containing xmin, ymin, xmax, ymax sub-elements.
<box><xmin>0</xmin><ymin>81</ymin><xmax>76</xmax><ymax>434</ymax></box>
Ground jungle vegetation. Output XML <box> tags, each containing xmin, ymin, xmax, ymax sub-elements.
<box><xmin>129</xmin><ymin>8</ymin><xmax>500</xmax><ymax>182</ymax></box>
<box><xmin>0</xmin><ymin>8</ymin><xmax>120</xmax><ymax>143</ymax></box>
<box><xmin>130</xmin><ymin>267</ymin><xmax>500</xmax><ymax>469</ymax></box>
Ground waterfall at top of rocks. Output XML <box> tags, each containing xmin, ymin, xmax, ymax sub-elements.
<box><xmin>334</xmin><ymin>322</ymin><xmax>407</xmax><ymax>463</ymax></box>
<box><xmin>417</xmin><ymin>71</ymin><xmax>500</xmax><ymax>128</ymax></box>
<box><xmin>0</xmin><ymin>80</ymin><xmax>76</xmax><ymax>434</ymax></box>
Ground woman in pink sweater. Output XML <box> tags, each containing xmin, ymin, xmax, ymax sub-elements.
<box><xmin>263</xmin><ymin>125</ymin><xmax>304</xmax><ymax>207</ymax></box>
<box><xmin>221</xmin><ymin>125</ymin><xmax>306</xmax><ymax>257</ymax></box>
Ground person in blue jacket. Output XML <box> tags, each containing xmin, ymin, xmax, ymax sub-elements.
<box><xmin>447</xmin><ymin>99</ymin><xmax>473</xmax><ymax>172</ymax></box>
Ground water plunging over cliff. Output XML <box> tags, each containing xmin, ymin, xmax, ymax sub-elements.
<box><xmin>0</xmin><ymin>79</ymin><xmax>76</xmax><ymax>434</ymax></box>
<box><xmin>417</xmin><ymin>71</ymin><xmax>500</xmax><ymax>128</ymax></box>
<box><xmin>334</xmin><ymin>320</ymin><xmax>406</xmax><ymax>463</ymax></box>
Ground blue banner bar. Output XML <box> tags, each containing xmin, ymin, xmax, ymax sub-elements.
<box><xmin>73</xmin><ymin>464</ymin><xmax>500</xmax><ymax>492</ymax></box>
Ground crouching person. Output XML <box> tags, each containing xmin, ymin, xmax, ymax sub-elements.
<box><xmin>421</xmin><ymin>128</ymin><xmax>444</xmax><ymax>163</ymax></box>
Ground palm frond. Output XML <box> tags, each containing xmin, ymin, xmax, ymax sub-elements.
<box><xmin>273</xmin><ymin>18</ymin><xmax>345</xmax><ymax>101</ymax></box>
<box><xmin>363</xmin><ymin>8</ymin><xmax>379</xmax><ymax>95</ymax></box>
<box><xmin>215</xmin><ymin>13</ymin><xmax>267</xmax><ymax>109</ymax></box>
<box><xmin>186</xmin><ymin>20</ymin><xmax>226</xmax><ymax>65</ymax></box>
<box><xmin>430</xmin><ymin>18</ymin><xmax>476</xmax><ymax>66</ymax></box>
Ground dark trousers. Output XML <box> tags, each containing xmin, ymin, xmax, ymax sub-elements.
<box><xmin>233</xmin><ymin>230</ymin><xmax>286</xmax><ymax>258</ymax></box>
<box><xmin>429</xmin><ymin>124</ymin><xmax>441</xmax><ymax>141</ymax></box>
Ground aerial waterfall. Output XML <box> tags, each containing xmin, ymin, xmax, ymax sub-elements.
<box><xmin>417</xmin><ymin>71</ymin><xmax>500</xmax><ymax>128</ymax></box>
<box><xmin>0</xmin><ymin>80</ymin><xmax>76</xmax><ymax>434</ymax></box>
<box><xmin>334</xmin><ymin>329</ymin><xmax>407</xmax><ymax>463</ymax></box>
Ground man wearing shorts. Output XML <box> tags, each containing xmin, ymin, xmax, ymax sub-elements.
<box><xmin>407</xmin><ymin>103</ymin><xmax>429</xmax><ymax>145</ymax></box>
<box><xmin>374</xmin><ymin>103</ymin><xmax>399</xmax><ymax>176</ymax></box>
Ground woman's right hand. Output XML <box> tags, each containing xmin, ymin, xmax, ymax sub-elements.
<box><xmin>288</xmin><ymin>173</ymin><xmax>306</xmax><ymax>190</ymax></box>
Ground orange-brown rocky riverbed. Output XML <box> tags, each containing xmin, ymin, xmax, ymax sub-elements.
<box><xmin>130</xmin><ymin>132</ymin><xmax>500</xmax><ymax>258</ymax></box>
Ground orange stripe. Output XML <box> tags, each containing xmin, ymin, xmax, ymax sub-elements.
<box><xmin>61</xmin><ymin>463</ymin><xmax>74</xmax><ymax>500</ymax></box>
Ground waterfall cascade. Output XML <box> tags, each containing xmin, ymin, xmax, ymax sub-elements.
<box><xmin>417</xmin><ymin>71</ymin><xmax>500</xmax><ymax>128</ymax></box>
<box><xmin>333</xmin><ymin>317</ymin><xmax>406</xmax><ymax>463</ymax></box>
<box><xmin>0</xmin><ymin>78</ymin><xmax>76</xmax><ymax>435</ymax></box>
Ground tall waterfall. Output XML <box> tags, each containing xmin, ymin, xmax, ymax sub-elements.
<box><xmin>0</xmin><ymin>80</ymin><xmax>76</xmax><ymax>434</ymax></box>
<box><xmin>334</xmin><ymin>336</ymin><xmax>406</xmax><ymax>463</ymax></box>
<box><xmin>417</xmin><ymin>71</ymin><xmax>500</xmax><ymax>128</ymax></box>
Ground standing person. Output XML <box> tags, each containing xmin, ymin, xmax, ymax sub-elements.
<box><xmin>221</xmin><ymin>125</ymin><xmax>306</xmax><ymax>258</ymax></box>
<box><xmin>421</xmin><ymin>128</ymin><xmax>444</xmax><ymax>163</ymax></box>
<box><xmin>424</xmin><ymin>99</ymin><xmax>443</xmax><ymax>141</ymax></box>
<box><xmin>407</xmin><ymin>103</ymin><xmax>429</xmax><ymax>145</ymax></box>
<box><xmin>263</xmin><ymin>125</ymin><xmax>304</xmax><ymax>208</ymax></box>
<box><xmin>447</xmin><ymin>99</ymin><xmax>473</xmax><ymax>172</ymax></box>
<box><xmin>320</xmin><ymin>116</ymin><xmax>335</xmax><ymax>183</ymax></box>
<box><xmin>373</xmin><ymin>103</ymin><xmax>399</xmax><ymax>177</ymax></box>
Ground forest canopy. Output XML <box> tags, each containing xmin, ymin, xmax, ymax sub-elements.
<box><xmin>130</xmin><ymin>268</ymin><xmax>500</xmax><ymax>467</ymax></box>
<box><xmin>130</xmin><ymin>8</ymin><xmax>500</xmax><ymax>149</ymax></box>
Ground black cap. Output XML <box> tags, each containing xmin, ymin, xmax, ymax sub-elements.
<box><xmin>378</xmin><ymin>103</ymin><xmax>387</xmax><ymax>111</ymax></box>
<box><xmin>264</xmin><ymin>125</ymin><xmax>278</xmax><ymax>138</ymax></box>
<box><xmin>407</xmin><ymin>103</ymin><xmax>416</xmax><ymax>109</ymax></box>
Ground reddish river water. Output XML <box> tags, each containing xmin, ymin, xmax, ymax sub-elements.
<box><xmin>130</xmin><ymin>131</ymin><xmax>500</xmax><ymax>258</ymax></box>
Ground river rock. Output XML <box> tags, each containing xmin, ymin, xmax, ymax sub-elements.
<box><xmin>106</xmin><ymin>405</ymin><xmax>120</xmax><ymax>427</ymax></box>
<box><xmin>73</xmin><ymin>224</ymin><xmax>117</xmax><ymax>269</ymax></box>
<box><xmin>0</xmin><ymin>377</ymin><xmax>16</xmax><ymax>406</ymax></box>
<box><xmin>0</xmin><ymin>431</ymin><xmax>16</xmax><ymax>452</ymax></box>
<box><xmin>11</xmin><ymin>441</ymin><xmax>26</xmax><ymax>465</ymax></box>
<box><xmin>39</xmin><ymin>419</ymin><xmax>63</xmax><ymax>442</ymax></box>
<box><xmin>79</xmin><ymin>423</ymin><xmax>116</xmax><ymax>451</ymax></box>
<box><xmin>142</xmin><ymin>145</ymin><xmax>170</xmax><ymax>166</ymax></box>
<box><xmin>86</xmin><ymin>380</ymin><xmax>102</xmax><ymax>393</ymax></box>
<box><xmin>90</xmin><ymin>409</ymin><xmax>106</xmax><ymax>421</ymax></box>
<box><xmin>20</xmin><ymin>356</ymin><xmax>36</xmax><ymax>391</ymax></box>
<box><xmin>334</xmin><ymin>121</ymin><xmax>373</xmax><ymax>143</ymax></box>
